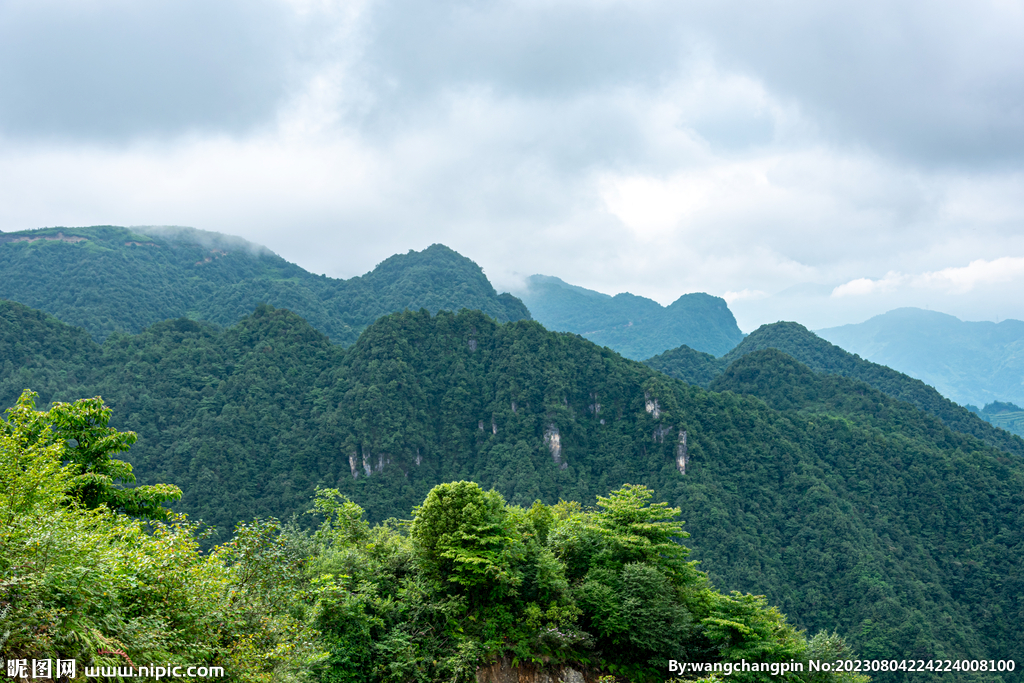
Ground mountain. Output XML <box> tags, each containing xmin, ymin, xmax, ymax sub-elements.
<box><xmin>0</xmin><ymin>225</ymin><xmax>529</xmax><ymax>343</ymax></box>
<box><xmin>645</xmin><ymin>321</ymin><xmax>1024</xmax><ymax>459</ymax></box>
<box><xmin>2</xmin><ymin>299</ymin><xmax>1022</xmax><ymax>680</ymax></box>
<box><xmin>514</xmin><ymin>274</ymin><xmax>744</xmax><ymax>359</ymax></box>
<box><xmin>817</xmin><ymin>308</ymin><xmax>1024</xmax><ymax>409</ymax></box>
<box><xmin>968</xmin><ymin>401</ymin><xmax>1024</xmax><ymax>439</ymax></box>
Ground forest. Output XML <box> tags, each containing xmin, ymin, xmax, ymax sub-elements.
<box><xmin>1</xmin><ymin>299</ymin><xmax>1022</xmax><ymax>681</ymax></box>
<box><xmin>2</xmin><ymin>392</ymin><xmax>877</xmax><ymax>682</ymax></box>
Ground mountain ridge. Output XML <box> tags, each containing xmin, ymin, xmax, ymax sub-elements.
<box><xmin>0</xmin><ymin>225</ymin><xmax>530</xmax><ymax>343</ymax></box>
<box><xmin>645</xmin><ymin>320</ymin><xmax>1024</xmax><ymax>459</ymax></box>
<box><xmin>515</xmin><ymin>274</ymin><xmax>744</xmax><ymax>359</ymax></box>
<box><xmin>817</xmin><ymin>307</ymin><xmax>1024</xmax><ymax>409</ymax></box>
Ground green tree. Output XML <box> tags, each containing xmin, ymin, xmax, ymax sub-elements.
<box><xmin>410</xmin><ymin>481</ymin><xmax>520</xmax><ymax>600</ymax></box>
<box><xmin>1</xmin><ymin>390</ymin><xmax>324</xmax><ymax>680</ymax></box>
<box><xmin>591</xmin><ymin>483</ymin><xmax>695</xmax><ymax>581</ymax></box>
<box><xmin>3</xmin><ymin>390</ymin><xmax>181</xmax><ymax>518</ymax></box>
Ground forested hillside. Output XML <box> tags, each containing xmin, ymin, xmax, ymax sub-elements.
<box><xmin>515</xmin><ymin>274</ymin><xmax>744</xmax><ymax>358</ymax></box>
<box><xmin>818</xmin><ymin>307</ymin><xmax>1024</xmax><ymax>409</ymax></box>
<box><xmin>645</xmin><ymin>321</ymin><xmax>1024</xmax><ymax>458</ymax></box>
<box><xmin>1</xmin><ymin>395</ymin><xmax>867</xmax><ymax>683</ymax></box>
<box><xmin>0</xmin><ymin>226</ymin><xmax>529</xmax><ymax>343</ymax></box>
<box><xmin>1</xmin><ymin>299</ymin><xmax>1022</xmax><ymax>680</ymax></box>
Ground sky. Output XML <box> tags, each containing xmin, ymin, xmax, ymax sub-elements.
<box><xmin>1</xmin><ymin>0</ymin><xmax>1022</xmax><ymax>332</ymax></box>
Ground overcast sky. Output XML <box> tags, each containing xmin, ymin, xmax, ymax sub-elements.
<box><xmin>1</xmin><ymin>0</ymin><xmax>1022</xmax><ymax>331</ymax></box>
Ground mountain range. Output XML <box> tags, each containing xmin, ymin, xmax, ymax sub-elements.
<box><xmin>645</xmin><ymin>321</ymin><xmax>1024</xmax><ymax>454</ymax></box>
<box><xmin>3</xmin><ymin>225</ymin><xmax>1024</xmax><ymax>679</ymax></box>
<box><xmin>818</xmin><ymin>307</ymin><xmax>1024</xmax><ymax>409</ymax></box>
<box><xmin>1</xmin><ymin>297</ymin><xmax>1022</xmax><ymax>679</ymax></box>
<box><xmin>515</xmin><ymin>274</ymin><xmax>745</xmax><ymax>358</ymax></box>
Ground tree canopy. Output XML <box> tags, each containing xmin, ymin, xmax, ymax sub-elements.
<box><xmin>1</xmin><ymin>301</ymin><xmax>1022</xmax><ymax>680</ymax></box>
<box><xmin>2</xmin><ymin>390</ymin><xmax>181</xmax><ymax>518</ymax></box>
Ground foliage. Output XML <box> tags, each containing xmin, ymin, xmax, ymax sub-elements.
<box><xmin>411</xmin><ymin>482</ymin><xmax>519</xmax><ymax>597</ymax></box>
<box><xmin>644</xmin><ymin>344</ymin><xmax>722</xmax><ymax>387</ymax></box>
<box><xmin>0</xmin><ymin>394</ymin><xmax>324</xmax><ymax>681</ymax></box>
<box><xmin>518</xmin><ymin>275</ymin><xmax>744</xmax><ymax>359</ymax></box>
<box><xmin>2</xmin><ymin>390</ymin><xmax>181</xmax><ymax>518</ymax></box>
<box><xmin>308</xmin><ymin>483</ymin><xmax>864</xmax><ymax>683</ymax></box>
<box><xmin>1</xmin><ymin>302</ymin><xmax>1023</xmax><ymax>681</ymax></box>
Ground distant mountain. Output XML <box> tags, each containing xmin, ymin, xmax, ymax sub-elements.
<box><xmin>2</xmin><ymin>299</ymin><xmax>1023</xmax><ymax>678</ymax></box>
<box><xmin>968</xmin><ymin>401</ymin><xmax>1024</xmax><ymax>439</ymax></box>
<box><xmin>514</xmin><ymin>274</ymin><xmax>744</xmax><ymax>359</ymax></box>
<box><xmin>0</xmin><ymin>225</ymin><xmax>530</xmax><ymax>343</ymax></box>
<box><xmin>817</xmin><ymin>308</ymin><xmax>1024</xmax><ymax>409</ymax></box>
<box><xmin>645</xmin><ymin>321</ymin><xmax>1024</xmax><ymax>459</ymax></box>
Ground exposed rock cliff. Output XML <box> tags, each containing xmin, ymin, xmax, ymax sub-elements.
<box><xmin>476</xmin><ymin>658</ymin><xmax>601</xmax><ymax>683</ymax></box>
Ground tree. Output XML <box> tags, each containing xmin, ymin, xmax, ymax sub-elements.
<box><xmin>410</xmin><ymin>481</ymin><xmax>520</xmax><ymax>600</ymax></box>
<box><xmin>1</xmin><ymin>389</ymin><xmax>324</xmax><ymax>678</ymax></box>
<box><xmin>2</xmin><ymin>390</ymin><xmax>181</xmax><ymax>519</ymax></box>
<box><xmin>591</xmin><ymin>483</ymin><xmax>696</xmax><ymax>583</ymax></box>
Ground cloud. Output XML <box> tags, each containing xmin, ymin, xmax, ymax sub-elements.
<box><xmin>695</xmin><ymin>0</ymin><xmax>1024</xmax><ymax>167</ymax></box>
<box><xmin>831</xmin><ymin>273</ymin><xmax>908</xmax><ymax>298</ymax></box>
<box><xmin>921</xmin><ymin>257</ymin><xmax>1024</xmax><ymax>292</ymax></box>
<box><xmin>0</xmin><ymin>0</ymin><xmax>302</xmax><ymax>140</ymax></box>
<box><xmin>343</xmin><ymin>0</ymin><xmax>1024</xmax><ymax>168</ymax></box>
<box><xmin>722</xmin><ymin>289</ymin><xmax>768</xmax><ymax>304</ymax></box>
<box><xmin>1</xmin><ymin>0</ymin><xmax>1023</xmax><ymax>333</ymax></box>
<box><xmin>3</xmin><ymin>0</ymin><xmax>1021</xmax><ymax>165</ymax></box>
<box><xmin>834</xmin><ymin>257</ymin><xmax>1024</xmax><ymax>298</ymax></box>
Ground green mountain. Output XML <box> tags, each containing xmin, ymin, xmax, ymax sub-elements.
<box><xmin>645</xmin><ymin>321</ymin><xmax>1024</xmax><ymax>459</ymax></box>
<box><xmin>514</xmin><ymin>274</ymin><xmax>744</xmax><ymax>359</ymax></box>
<box><xmin>818</xmin><ymin>308</ymin><xmax>1024</xmax><ymax>410</ymax></box>
<box><xmin>2</xmin><ymin>299</ymin><xmax>1022</xmax><ymax>680</ymax></box>
<box><xmin>968</xmin><ymin>401</ymin><xmax>1024</xmax><ymax>439</ymax></box>
<box><xmin>0</xmin><ymin>225</ymin><xmax>529</xmax><ymax>343</ymax></box>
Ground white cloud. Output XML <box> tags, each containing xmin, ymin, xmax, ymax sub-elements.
<box><xmin>1</xmin><ymin>0</ymin><xmax>1024</xmax><ymax>331</ymax></box>
<box><xmin>722</xmin><ymin>289</ymin><xmax>768</xmax><ymax>304</ymax></box>
<box><xmin>834</xmin><ymin>257</ymin><xmax>1024</xmax><ymax>298</ymax></box>
<box><xmin>920</xmin><ymin>257</ymin><xmax>1024</xmax><ymax>292</ymax></box>
<box><xmin>831</xmin><ymin>274</ymin><xmax>908</xmax><ymax>298</ymax></box>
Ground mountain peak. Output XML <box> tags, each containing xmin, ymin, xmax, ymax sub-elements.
<box><xmin>516</xmin><ymin>276</ymin><xmax>743</xmax><ymax>359</ymax></box>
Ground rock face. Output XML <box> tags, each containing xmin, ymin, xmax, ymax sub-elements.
<box><xmin>544</xmin><ymin>425</ymin><xmax>566</xmax><ymax>469</ymax></box>
<box><xmin>475</xmin><ymin>659</ymin><xmax>599</xmax><ymax>683</ymax></box>
<box><xmin>676</xmin><ymin>430</ymin><xmax>689</xmax><ymax>474</ymax></box>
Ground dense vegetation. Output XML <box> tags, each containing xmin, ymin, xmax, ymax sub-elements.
<box><xmin>645</xmin><ymin>321</ymin><xmax>1024</xmax><ymax>458</ymax></box>
<box><xmin>0</xmin><ymin>392</ymin><xmax>325</xmax><ymax>681</ymax></box>
<box><xmin>1</xmin><ymin>300</ymin><xmax>1022</xmax><ymax>681</ymax></box>
<box><xmin>0</xmin><ymin>226</ymin><xmax>529</xmax><ymax>343</ymax></box>
<box><xmin>1</xmin><ymin>395</ymin><xmax>869</xmax><ymax>682</ymax></box>
<box><xmin>819</xmin><ymin>307</ymin><xmax>1024</xmax><ymax>409</ymax></box>
<box><xmin>516</xmin><ymin>275</ymin><xmax>744</xmax><ymax>358</ymax></box>
<box><xmin>302</xmin><ymin>481</ymin><xmax>868</xmax><ymax>683</ymax></box>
